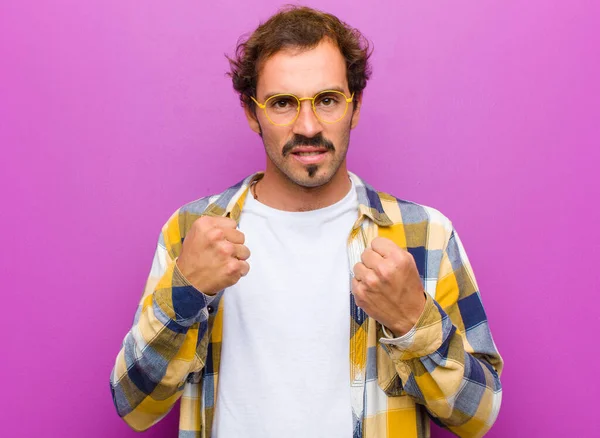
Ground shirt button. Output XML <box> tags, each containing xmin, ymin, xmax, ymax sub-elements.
<box><xmin>207</xmin><ymin>305</ymin><xmax>214</xmax><ymax>314</ymax></box>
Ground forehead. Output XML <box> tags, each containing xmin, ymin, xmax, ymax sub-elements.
<box><xmin>256</xmin><ymin>39</ymin><xmax>348</xmax><ymax>98</ymax></box>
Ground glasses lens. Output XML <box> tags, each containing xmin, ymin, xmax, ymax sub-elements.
<box><xmin>265</xmin><ymin>95</ymin><xmax>300</xmax><ymax>125</ymax></box>
<box><xmin>314</xmin><ymin>91</ymin><xmax>348</xmax><ymax>123</ymax></box>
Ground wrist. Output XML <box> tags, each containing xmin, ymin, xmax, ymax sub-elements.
<box><xmin>389</xmin><ymin>291</ymin><xmax>427</xmax><ymax>337</ymax></box>
<box><xmin>389</xmin><ymin>321</ymin><xmax>413</xmax><ymax>338</ymax></box>
<box><xmin>175</xmin><ymin>258</ymin><xmax>216</xmax><ymax>296</ymax></box>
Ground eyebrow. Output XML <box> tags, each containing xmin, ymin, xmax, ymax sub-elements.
<box><xmin>261</xmin><ymin>86</ymin><xmax>348</xmax><ymax>101</ymax></box>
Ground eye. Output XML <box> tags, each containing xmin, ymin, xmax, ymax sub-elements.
<box><xmin>274</xmin><ymin>100</ymin><xmax>290</xmax><ymax>108</ymax></box>
<box><xmin>268</xmin><ymin>96</ymin><xmax>296</xmax><ymax>109</ymax></box>
<box><xmin>316</xmin><ymin>93</ymin><xmax>341</xmax><ymax>107</ymax></box>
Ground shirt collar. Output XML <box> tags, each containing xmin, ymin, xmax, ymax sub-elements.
<box><xmin>203</xmin><ymin>171</ymin><xmax>393</xmax><ymax>227</ymax></box>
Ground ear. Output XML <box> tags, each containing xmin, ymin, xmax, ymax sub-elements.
<box><xmin>350</xmin><ymin>93</ymin><xmax>363</xmax><ymax>130</ymax></box>
<box><xmin>244</xmin><ymin>103</ymin><xmax>262</xmax><ymax>135</ymax></box>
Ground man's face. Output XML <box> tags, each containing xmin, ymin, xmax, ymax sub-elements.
<box><xmin>246</xmin><ymin>39</ymin><xmax>361</xmax><ymax>188</ymax></box>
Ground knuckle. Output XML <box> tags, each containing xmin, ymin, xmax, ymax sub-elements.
<box><xmin>401</xmin><ymin>255</ymin><xmax>415</xmax><ymax>271</ymax></box>
<box><xmin>398</xmin><ymin>248</ymin><xmax>412</xmax><ymax>262</ymax></box>
<box><xmin>364</xmin><ymin>276</ymin><xmax>377</xmax><ymax>289</ymax></box>
<box><xmin>196</xmin><ymin>215</ymin><xmax>212</xmax><ymax>228</ymax></box>
<box><xmin>208</xmin><ymin>227</ymin><xmax>224</xmax><ymax>242</ymax></box>
<box><xmin>225</xmin><ymin>260</ymin><xmax>239</xmax><ymax>277</ymax></box>
<box><xmin>219</xmin><ymin>241</ymin><xmax>234</xmax><ymax>257</ymax></box>
<box><xmin>377</xmin><ymin>265</ymin><xmax>390</xmax><ymax>281</ymax></box>
<box><xmin>395</xmin><ymin>250</ymin><xmax>406</xmax><ymax>263</ymax></box>
<box><xmin>378</xmin><ymin>261</ymin><xmax>394</xmax><ymax>280</ymax></box>
<box><xmin>353</xmin><ymin>289</ymin><xmax>365</xmax><ymax>306</ymax></box>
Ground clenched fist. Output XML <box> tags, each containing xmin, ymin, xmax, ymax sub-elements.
<box><xmin>176</xmin><ymin>216</ymin><xmax>250</xmax><ymax>296</ymax></box>
<box><xmin>352</xmin><ymin>237</ymin><xmax>426</xmax><ymax>337</ymax></box>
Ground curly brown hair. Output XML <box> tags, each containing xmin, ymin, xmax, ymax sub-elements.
<box><xmin>227</xmin><ymin>5</ymin><xmax>372</xmax><ymax>113</ymax></box>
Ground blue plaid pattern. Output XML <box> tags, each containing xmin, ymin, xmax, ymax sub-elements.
<box><xmin>110</xmin><ymin>172</ymin><xmax>503</xmax><ymax>437</ymax></box>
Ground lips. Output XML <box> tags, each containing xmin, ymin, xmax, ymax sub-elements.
<box><xmin>290</xmin><ymin>146</ymin><xmax>329</xmax><ymax>154</ymax></box>
<box><xmin>290</xmin><ymin>147</ymin><xmax>329</xmax><ymax>164</ymax></box>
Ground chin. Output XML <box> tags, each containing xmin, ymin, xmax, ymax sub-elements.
<box><xmin>286</xmin><ymin>167</ymin><xmax>336</xmax><ymax>188</ymax></box>
<box><xmin>267</xmin><ymin>149</ymin><xmax>346</xmax><ymax>189</ymax></box>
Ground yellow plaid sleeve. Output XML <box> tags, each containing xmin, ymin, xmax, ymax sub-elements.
<box><xmin>109</xmin><ymin>210</ymin><xmax>217</xmax><ymax>431</ymax></box>
<box><xmin>381</xmin><ymin>227</ymin><xmax>503</xmax><ymax>438</ymax></box>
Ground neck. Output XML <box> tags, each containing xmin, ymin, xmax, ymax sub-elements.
<box><xmin>254</xmin><ymin>164</ymin><xmax>352</xmax><ymax>212</ymax></box>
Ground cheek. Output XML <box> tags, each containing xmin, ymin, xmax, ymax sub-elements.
<box><xmin>263</xmin><ymin>127</ymin><xmax>292</xmax><ymax>150</ymax></box>
<box><xmin>327</xmin><ymin>125</ymin><xmax>351</xmax><ymax>148</ymax></box>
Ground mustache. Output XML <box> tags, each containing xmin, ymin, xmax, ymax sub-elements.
<box><xmin>282</xmin><ymin>134</ymin><xmax>335</xmax><ymax>157</ymax></box>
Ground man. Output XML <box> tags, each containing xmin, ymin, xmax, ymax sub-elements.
<box><xmin>110</xmin><ymin>6</ymin><xmax>503</xmax><ymax>438</ymax></box>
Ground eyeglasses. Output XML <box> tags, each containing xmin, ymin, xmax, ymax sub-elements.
<box><xmin>251</xmin><ymin>90</ymin><xmax>355</xmax><ymax>126</ymax></box>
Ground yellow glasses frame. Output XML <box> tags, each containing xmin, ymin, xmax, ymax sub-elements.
<box><xmin>250</xmin><ymin>90</ymin><xmax>355</xmax><ymax>126</ymax></box>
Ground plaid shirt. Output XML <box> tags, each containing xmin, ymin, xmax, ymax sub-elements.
<box><xmin>110</xmin><ymin>172</ymin><xmax>503</xmax><ymax>438</ymax></box>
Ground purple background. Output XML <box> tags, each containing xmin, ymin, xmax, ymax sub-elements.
<box><xmin>1</xmin><ymin>1</ymin><xmax>598</xmax><ymax>437</ymax></box>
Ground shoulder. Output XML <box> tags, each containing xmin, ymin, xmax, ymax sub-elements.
<box><xmin>372</xmin><ymin>188</ymin><xmax>456</xmax><ymax>254</ymax></box>
<box><xmin>380</xmin><ymin>191</ymin><xmax>453</xmax><ymax>232</ymax></box>
<box><xmin>351</xmin><ymin>172</ymin><xmax>452</xmax><ymax>231</ymax></box>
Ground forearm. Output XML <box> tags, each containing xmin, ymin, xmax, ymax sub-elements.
<box><xmin>110</xmin><ymin>258</ymin><xmax>215</xmax><ymax>431</ymax></box>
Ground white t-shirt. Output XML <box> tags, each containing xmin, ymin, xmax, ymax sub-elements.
<box><xmin>212</xmin><ymin>181</ymin><xmax>358</xmax><ymax>438</ymax></box>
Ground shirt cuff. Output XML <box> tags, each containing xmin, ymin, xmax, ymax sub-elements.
<box><xmin>379</xmin><ymin>293</ymin><xmax>451</xmax><ymax>360</ymax></box>
<box><xmin>153</xmin><ymin>258</ymin><xmax>219</xmax><ymax>329</ymax></box>
<box><xmin>380</xmin><ymin>324</ymin><xmax>415</xmax><ymax>346</ymax></box>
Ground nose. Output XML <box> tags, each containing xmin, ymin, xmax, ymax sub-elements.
<box><xmin>292</xmin><ymin>100</ymin><xmax>323</xmax><ymax>138</ymax></box>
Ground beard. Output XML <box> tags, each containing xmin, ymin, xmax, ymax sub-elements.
<box><xmin>262</xmin><ymin>128</ymin><xmax>351</xmax><ymax>189</ymax></box>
